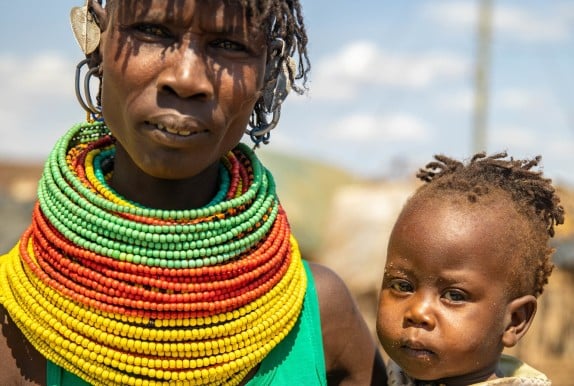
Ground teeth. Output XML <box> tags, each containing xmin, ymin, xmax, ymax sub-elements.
<box><xmin>156</xmin><ymin>123</ymin><xmax>192</xmax><ymax>136</ymax></box>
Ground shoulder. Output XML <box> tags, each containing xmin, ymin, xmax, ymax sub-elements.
<box><xmin>307</xmin><ymin>262</ymin><xmax>366</xmax><ymax>335</ymax></box>
<box><xmin>498</xmin><ymin>354</ymin><xmax>551</xmax><ymax>383</ymax></box>
<box><xmin>308</xmin><ymin>262</ymin><xmax>372</xmax><ymax>334</ymax></box>
<box><xmin>308</xmin><ymin>262</ymin><xmax>354</xmax><ymax>305</ymax></box>
<box><xmin>307</xmin><ymin>262</ymin><xmax>386</xmax><ymax>385</ymax></box>
<box><xmin>0</xmin><ymin>305</ymin><xmax>45</xmax><ymax>386</ymax></box>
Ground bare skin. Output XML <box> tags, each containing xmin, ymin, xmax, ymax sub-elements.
<box><xmin>376</xmin><ymin>193</ymin><xmax>536</xmax><ymax>385</ymax></box>
<box><xmin>0</xmin><ymin>0</ymin><xmax>385</xmax><ymax>384</ymax></box>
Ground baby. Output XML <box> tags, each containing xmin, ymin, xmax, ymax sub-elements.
<box><xmin>376</xmin><ymin>152</ymin><xmax>564</xmax><ymax>385</ymax></box>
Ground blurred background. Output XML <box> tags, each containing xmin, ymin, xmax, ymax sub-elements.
<box><xmin>1</xmin><ymin>0</ymin><xmax>573</xmax><ymax>383</ymax></box>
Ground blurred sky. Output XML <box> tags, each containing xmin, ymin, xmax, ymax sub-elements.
<box><xmin>0</xmin><ymin>1</ymin><xmax>573</xmax><ymax>185</ymax></box>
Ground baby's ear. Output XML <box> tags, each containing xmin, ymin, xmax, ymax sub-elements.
<box><xmin>501</xmin><ymin>295</ymin><xmax>537</xmax><ymax>348</ymax></box>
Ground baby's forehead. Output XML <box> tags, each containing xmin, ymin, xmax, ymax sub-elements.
<box><xmin>406</xmin><ymin>187</ymin><xmax>517</xmax><ymax>216</ymax></box>
<box><xmin>397</xmin><ymin>191</ymin><xmax>528</xmax><ymax>251</ymax></box>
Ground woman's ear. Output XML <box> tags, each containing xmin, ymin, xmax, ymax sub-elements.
<box><xmin>501</xmin><ymin>295</ymin><xmax>537</xmax><ymax>348</ymax></box>
<box><xmin>88</xmin><ymin>0</ymin><xmax>107</xmax><ymax>30</ymax></box>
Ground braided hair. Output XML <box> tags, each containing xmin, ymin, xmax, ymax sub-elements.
<box><xmin>239</xmin><ymin>0</ymin><xmax>310</xmax><ymax>92</ymax></box>
<box><xmin>238</xmin><ymin>0</ymin><xmax>311</xmax><ymax>144</ymax></box>
<box><xmin>416</xmin><ymin>152</ymin><xmax>565</xmax><ymax>297</ymax></box>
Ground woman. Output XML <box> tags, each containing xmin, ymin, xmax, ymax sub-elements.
<box><xmin>0</xmin><ymin>1</ymin><xmax>385</xmax><ymax>385</ymax></box>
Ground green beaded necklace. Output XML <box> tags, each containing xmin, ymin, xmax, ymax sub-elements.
<box><xmin>0</xmin><ymin>121</ymin><xmax>307</xmax><ymax>386</ymax></box>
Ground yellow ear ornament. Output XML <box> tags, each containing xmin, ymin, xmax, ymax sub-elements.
<box><xmin>70</xmin><ymin>1</ymin><xmax>100</xmax><ymax>55</ymax></box>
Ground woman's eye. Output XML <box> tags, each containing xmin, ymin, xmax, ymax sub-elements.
<box><xmin>389</xmin><ymin>280</ymin><xmax>413</xmax><ymax>293</ymax></box>
<box><xmin>133</xmin><ymin>23</ymin><xmax>171</xmax><ymax>39</ymax></box>
<box><xmin>212</xmin><ymin>39</ymin><xmax>247</xmax><ymax>52</ymax></box>
<box><xmin>443</xmin><ymin>290</ymin><xmax>466</xmax><ymax>302</ymax></box>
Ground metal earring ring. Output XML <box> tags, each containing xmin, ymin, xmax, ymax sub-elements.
<box><xmin>248</xmin><ymin>106</ymin><xmax>282</xmax><ymax>148</ymax></box>
<box><xmin>75</xmin><ymin>58</ymin><xmax>102</xmax><ymax>118</ymax></box>
<box><xmin>246</xmin><ymin>38</ymin><xmax>291</xmax><ymax>148</ymax></box>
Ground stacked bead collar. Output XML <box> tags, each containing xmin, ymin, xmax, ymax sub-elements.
<box><xmin>0</xmin><ymin>121</ymin><xmax>306</xmax><ymax>386</ymax></box>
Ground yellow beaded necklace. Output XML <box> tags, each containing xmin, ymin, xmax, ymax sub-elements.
<box><xmin>0</xmin><ymin>121</ymin><xmax>307</xmax><ymax>386</ymax></box>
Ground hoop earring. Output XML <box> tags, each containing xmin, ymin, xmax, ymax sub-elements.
<box><xmin>248</xmin><ymin>106</ymin><xmax>281</xmax><ymax>148</ymax></box>
<box><xmin>247</xmin><ymin>39</ymin><xmax>295</xmax><ymax>148</ymax></box>
<box><xmin>75</xmin><ymin>58</ymin><xmax>102</xmax><ymax>120</ymax></box>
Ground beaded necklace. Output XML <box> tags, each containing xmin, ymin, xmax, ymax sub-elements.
<box><xmin>0</xmin><ymin>121</ymin><xmax>306</xmax><ymax>386</ymax></box>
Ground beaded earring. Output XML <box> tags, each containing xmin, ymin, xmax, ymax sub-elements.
<box><xmin>247</xmin><ymin>39</ymin><xmax>296</xmax><ymax>148</ymax></box>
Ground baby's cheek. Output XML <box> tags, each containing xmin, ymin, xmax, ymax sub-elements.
<box><xmin>376</xmin><ymin>310</ymin><xmax>397</xmax><ymax>345</ymax></box>
<box><xmin>451</xmin><ymin>325</ymin><xmax>497</xmax><ymax>356</ymax></box>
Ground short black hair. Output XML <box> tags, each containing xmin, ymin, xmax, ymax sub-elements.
<box><xmin>415</xmin><ymin>152</ymin><xmax>565</xmax><ymax>297</ymax></box>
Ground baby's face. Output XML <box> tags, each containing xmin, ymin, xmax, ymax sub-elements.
<box><xmin>376</xmin><ymin>195</ymin><xmax>519</xmax><ymax>383</ymax></box>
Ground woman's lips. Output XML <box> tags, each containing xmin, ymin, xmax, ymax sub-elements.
<box><xmin>157</xmin><ymin>122</ymin><xmax>192</xmax><ymax>136</ymax></box>
<box><xmin>151</xmin><ymin>122</ymin><xmax>195</xmax><ymax>137</ymax></box>
<box><xmin>145</xmin><ymin>118</ymin><xmax>208</xmax><ymax>137</ymax></box>
<box><xmin>142</xmin><ymin>119</ymin><xmax>211</xmax><ymax>149</ymax></box>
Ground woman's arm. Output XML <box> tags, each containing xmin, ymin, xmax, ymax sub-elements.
<box><xmin>0</xmin><ymin>305</ymin><xmax>45</xmax><ymax>386</ymax></box>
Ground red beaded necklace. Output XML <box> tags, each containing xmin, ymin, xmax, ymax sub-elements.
<box><xmin>0</xmin><ymin>121</ymin><xmax>307</xmax><ymax>386</ymax></box>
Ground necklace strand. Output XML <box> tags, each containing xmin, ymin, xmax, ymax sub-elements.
<box><xmin>0</xmin><ymin>121</ymin><xmax>306</xmax><ymax>385</ymax></box>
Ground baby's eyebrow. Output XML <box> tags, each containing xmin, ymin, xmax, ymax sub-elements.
<box><xmin>385</xmin><ymin>260</ymin><xmax>413</xmax><ymax>272</ymax></box>
<box><xmin>383</xmin><ymin>266</ymin><xmax>411</xmax><ymax>278</ymax></box>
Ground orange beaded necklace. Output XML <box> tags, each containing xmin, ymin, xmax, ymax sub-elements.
<box><xmin>0</xmin><ymin>121</ymin><xmax>306</xmax><ymax>386</ymax></box>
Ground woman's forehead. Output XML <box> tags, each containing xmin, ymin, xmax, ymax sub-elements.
<box><xmin>108</xmin><ymin>0</ymin><xmax>252</xmax><ymax>15</ymax></box>
<box><xmin>110</xmin><ymin>0</ymin><xmax>262</xmax><ymax>29</ymax></box>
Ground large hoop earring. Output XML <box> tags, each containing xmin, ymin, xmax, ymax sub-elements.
<box><xmin>248</xmin><ymin>107</ymin><xmax>281</xmax><ymax>148</ymax></box>
<box><xmin>75</xmin><ymin>58</ymin><xmax>102</xmax><ymax>120</ymax></box>
<box><xmin>247</xmin><ymin>39</ymin><xmax>294</xmax><ymax>148</ymax></box>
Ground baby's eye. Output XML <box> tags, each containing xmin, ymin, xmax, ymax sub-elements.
<box><xmin>389</xmin><ymin>280</ymin><xmax>413</xmax><ymax>293</ymax></box>
<box><xmin>443</xmin><ymin>290</ymin><xmax>467</xmax><ymax>302</ymax></box>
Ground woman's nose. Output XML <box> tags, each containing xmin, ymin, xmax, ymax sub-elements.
<box><xmin>403</xmin><ymin>294</ymin><xmax>436</xmax><ymax>330</ymax></box>
<box><xmin>157</xmin><ymin>45</ymin><xmax>215</xmax><ymax>100</ymax></box>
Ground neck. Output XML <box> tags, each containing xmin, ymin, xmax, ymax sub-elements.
<box><xmin>110</xmin><ymin>145</ymin><xmax>221</xmax><ymax>210</ymax></box>
<box><xmin>415</xmin><ymin>365</ymin><xmax>502</xmax><ymax>386</ymax></box>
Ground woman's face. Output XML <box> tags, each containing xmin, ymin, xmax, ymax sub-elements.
<box><xmin>99</xmin><ymin>0</ymin><xmax>267</xmax><ymax>180</ymax></box>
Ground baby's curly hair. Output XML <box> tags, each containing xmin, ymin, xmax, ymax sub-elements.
<box><xmin>416</xmin><ymin>152</ymin><xmax>565</xmax><ymax>297</ymax></box>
